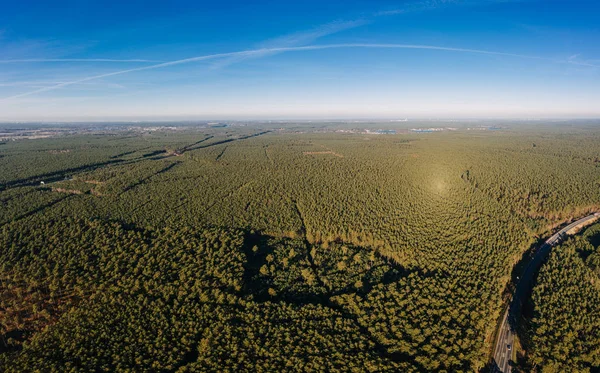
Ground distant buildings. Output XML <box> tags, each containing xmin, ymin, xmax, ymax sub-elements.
<box><xmin>363</xmin><ymin>129</ymin><xmax>397</xmax><ymax>135</ymax></box>
<box><xmin>410</xmin><ymin>128</ymin><xmax>443</xmax><ymax>133</ymax></box>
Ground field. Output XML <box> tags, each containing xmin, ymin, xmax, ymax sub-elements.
<box><xmin>1</xmin><ymin>124</ymin><xmax>600</xmax><ymax>372</ymax></box>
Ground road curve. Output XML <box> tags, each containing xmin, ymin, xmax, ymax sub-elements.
<box><xmin>491</xmin><ymin>212</ymin><xmax>600</xmax><ymax>373</ymax></box>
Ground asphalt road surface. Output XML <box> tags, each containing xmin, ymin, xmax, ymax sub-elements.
<box><xmin>491</xmin><ymin>212</ymin><xmax>600</xmax><ymax>373</ymax></box>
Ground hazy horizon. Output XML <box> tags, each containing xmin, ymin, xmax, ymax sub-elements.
<box><xmin>2</xmin><ymin>116</ymin><xmax>600</xmax><ymax>125</ymax></box>
<box><xmin>1</xmin><ymin>0</ymin><xmax>599</xmax><ymax>120</ymax></box>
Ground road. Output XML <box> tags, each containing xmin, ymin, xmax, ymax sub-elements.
<box><xmin>491</xmin><ymin>212</ymin><xmax>600</xmax><ymax>373</ymax></box>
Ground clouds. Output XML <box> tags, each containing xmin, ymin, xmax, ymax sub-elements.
<box><xmin>220</xmin><ymin>0</ymin><xmax>505</xmax><ymax>64</ymax></box>
<box><xmin>374</xmin><ymin>0</ymin><xmax>521</xmax><ymax>16</ymax></box>
<box><xmin>261</xmin><ymin>19</ymin><xmax>368</xmax><ymax>48</ymax></box>
<box><xmin>0</xmin><ymin>36</ymin><xmax>90</xmax><ymax>61</ymax></box>
<box><xmin>0</xmin><ymin>80</ymin><xmax>126</xmax><ymax>89</ymax></box>
<box><xmin>0</xmin><ymin>43</ymin><xmax>546</xmax><ymax>101</ymax></box>
<box><xmin>0</xmin><ymin>58</ymin><xmax>157</xmax><ymax>63</ymax></box>
<box><xmin>565</xmin><ymin>55</ymin><xmax>599</xmax><ymax>69</ymax></box>
<box><xmin>0</xmin><ymin>0</ymin><xmax>528</xmax><ymax>101</ymax></box>
<box><xmin>209</xmin><ymin>0</ymin><xmax>494</xmax><ymax>71</ymax></box>
<box><xmin>0</xmin><ymin>0</ymin><xmax>524</xmax><ymax>98</ymax></box>
<box><xmin>1</xmin><ymin>0</ymin><xmax>598</xmax><ymax>119</ymax></box>
<box><xmin>209</xmin><ymin>19</ymin><xmax>368</xmax><ymax>70</ymax></box>
<box><xmin>375</xmin><ymin>0</ymin><xmax>463</xmax><ymax>16</ymax></box>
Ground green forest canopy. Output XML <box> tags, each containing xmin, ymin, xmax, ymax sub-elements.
<box><xmin>1</xmin><ymin>126</ymin><xmax>599</xmax><ymax>372</ymax></box>
<box><xmin>527</xmin><ymin>222</ymin><xmax>600</xmax><ymax>373</ymax></box>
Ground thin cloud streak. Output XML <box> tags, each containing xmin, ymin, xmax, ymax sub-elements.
<box><xmin>0</xmin><ymin>80</ymin><xmax>126</xmax><ymax>89</ymax></box>
<box><xmin>375</xmin><ymin>0</ymin><xmax>525</xmax><ymax>16</ymax></box>
<box><xmin>262</xmin><ymin>20</ymin><xmax>368</xmax><ymax>48</ymax></box>
<box><xmin>0</xmin><ymin>1</ymin><xmax>510</xmax><ymax>71</ymax></box>
<box><xmin>1</xmin><ymin>43</ymin><xmax>580</xmax><ymax>101</ymax></box>
<box><xmin>564</xmin><ymin>55</ymin><xmax>600</xmax><ymax>69</ymax></box>
<box><xmin>210</xmin><ymin>19</ymin><xmax>367</xmax><ymax>70</ymax></box>
<box><xmin>0</xmin><ymin>58</ymin><xmax>158</xmax><ymax>63</ymax></box>
<box><xmin>210</xmin><ymin>0</ymin><xmax>520</xmax><ymax>70</ymax></box>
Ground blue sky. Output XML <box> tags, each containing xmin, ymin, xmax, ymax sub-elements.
<box><xmin>0</xmin><ymin>0</ymin><xmax>599</xmax><ymax>120</ymax></box>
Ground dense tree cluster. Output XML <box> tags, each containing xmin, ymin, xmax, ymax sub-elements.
<box><xmin>527</xmin><ymin>223</ymin><xmax>600</xmax><ymax>372</ymax></box>
<box><xmin>1</xmin><ymin>127</ymin><xmax>599</xmax><ymax>371</ymax></box>
<box><xmin>1</xmin><ymin>218</ymin><xmax>246</xmax><ymax>371</ymax></box>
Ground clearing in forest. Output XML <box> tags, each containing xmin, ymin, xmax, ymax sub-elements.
<box><xmin>302</xmin><ymin>151</ymin><xmax>344</xmax><ymax>158</ymax></box>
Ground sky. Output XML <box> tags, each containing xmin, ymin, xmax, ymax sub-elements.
<box><xmin>0</xmin><ymin>0</ymin><xmax>599</xmax><ymax>121</ymax></box>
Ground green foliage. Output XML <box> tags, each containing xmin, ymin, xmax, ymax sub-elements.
<box><xmin>528</xmin><ymin>223</ymin><xmax>600</xmax><ymax>372</ymax></box>
<box><xmin>1</xmin><ymin>128</ymin><xmax>599</xmax><ymax>371</ymax></box>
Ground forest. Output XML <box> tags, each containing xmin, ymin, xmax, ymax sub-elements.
<box><xmin>525</xmin><ymin>222</ymin><xmax>600</xmax><ymax>372</ymax></box>
<box><xmin>1</xmin><ymin>124</ymin><xmax>599</xmax><ymax>372</ymax></box>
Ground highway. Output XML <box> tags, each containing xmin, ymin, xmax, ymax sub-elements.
<box><xmin>491</xmin><ymin>212</ymin><xmax>600</xmax><ymax>373</ymax></box>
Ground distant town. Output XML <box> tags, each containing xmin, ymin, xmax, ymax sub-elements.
<box><xmin>0</xmin><ymin>120</ymin><xmax>516</xmax><ymax>141</ymax></box>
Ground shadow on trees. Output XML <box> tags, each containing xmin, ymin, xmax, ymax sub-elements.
<box><xmin>503</xmin><ymin>235</ymin><xmax>561</xmax><ymax>372</ymax></box>
<box><xmin>109</xmin><ymin>147</ymin><xmax>151</xmax><ymax>159</ymax></box>
<box><xmin>240</xmin><ymin>230</ymin><xmax>417</xmax><ymax>304</ymax></box>
<box><xmin>141</xmin><ymin>149</ymin><xmax>167</xmax><ymax>158</ymax></box>
<box><xmin>238</xmin><ymin>230</ymin><xmax>435</xmax><ymax>372</ymax></box>
<box><xmin>587</xmin><ymin>230</ymin><xmax>600</xmax><ymax>248</ymax></box>
<box><xmin>119</xmin><ymin>161</ymin><xmax>180</xmax><ymax>195</ymax></box>
<box><xmin>184</xmin><ymin>131</ymin><xmax>271</xmax><ymax>154</ymax></box>
<box><xmin>0</xmin><ymin>159</ymin><xmax>125</xmax><ymax>191</ymax></box>
<box><xmin>481</xmin><ymin>359</ymin><xmax>501</xmax><ymax>373</ymax></box>
<box><xmin>0</xmin><ymin>330</ymin><xmax>27</xmax><ymax>354</ymax></box>
<box><xmin>1</xmin><ymin>195</ymin><xmax>72</xmax><ymax>227</ymax></box>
